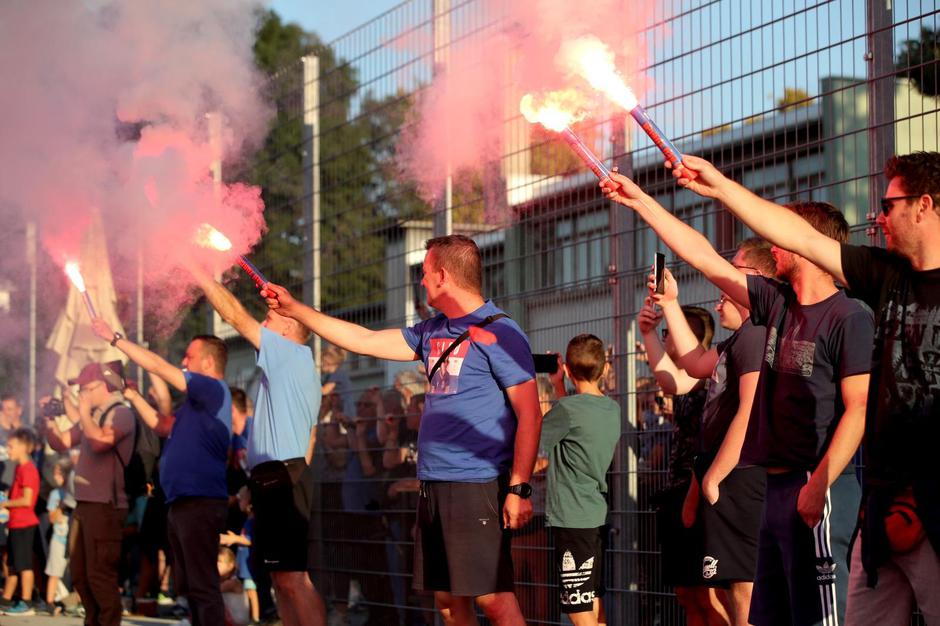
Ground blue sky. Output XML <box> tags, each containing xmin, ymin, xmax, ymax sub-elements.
<box><xmin>269</xmin><ymin>0</ymin><xmax>402</xmax><ymax>43</ymax></box>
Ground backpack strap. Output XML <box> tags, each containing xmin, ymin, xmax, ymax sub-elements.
<box><xmin>426</xmin><ymin>313</ymin><xmax>509</xmax><ymax>383</ymax></box>
<box><xmin>97</xmin><ymin>400</ymin><xmax>135</xmax><ymax>504</ymax></box>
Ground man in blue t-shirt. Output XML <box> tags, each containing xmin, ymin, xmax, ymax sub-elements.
<box><xmin>192</xmin><ymin>269</ymin><xmax>325</xmax><ymax>626</ymax></box>
<box><xmin>91</xmin><ymin>319</ymin><xmax>231</xmax><ymax>626</ymax></box>
<box><xmin>263</xmin><ymin>234</ymin><xmax>542</xmax><ymax>626</ymax></box>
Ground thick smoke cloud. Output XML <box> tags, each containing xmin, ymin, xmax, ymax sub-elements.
<box><xmin>396</xmin><ymin>0</ymin><xmax>655</xmax><ymax>202</ymax></box>
<box><xmin>0</xmin><ymin>0</ymin><xmax>271</xmax><ymax>335</ymax></box>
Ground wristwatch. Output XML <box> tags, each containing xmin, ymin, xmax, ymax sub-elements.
<box><xmin>110</xmin><ymin>332</ymin><xmax>124</xmax><ymax>347</ymax></box>
<box><xmin>508</xmin><ymin>482</ymin><xmax>532</xmax><ymax>499</ymax></box>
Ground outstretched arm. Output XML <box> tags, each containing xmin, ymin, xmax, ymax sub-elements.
<box><xmin>653</xmin><ymin>268</ymin><xmax>719</xmax><ymax>378</ymax></box>
<box><xmin>191</xmin><ymin>266</ymin><xmax>261</xmax><ymax>349</ymax></box>
<box><xmin>669</xmin><ymin>155</ymin><xmax>846</xmax><ymax>285</ymax></box>
<box><xmin>638</xmin><ymin>298</ymin><xmax>702</xmax><ymax>395</ymax></box>
<box><xmin>602</xmin><ymin>171</ymin><xmax>750</xmax><ymax>308</ymax></box>
<box><xmin>91</xmin><ymin>318</ymin><xmax>186</xmax><ymax>392</ymax></box>
<box><xmin>263</xmin><ymin>283</ymin><xmax>417</xmax><ymax>361</ymax></box>
<box><xmin>124</xmin><ymin>386</ymin><xmax>175</xmax><ymax>437</ymax></box>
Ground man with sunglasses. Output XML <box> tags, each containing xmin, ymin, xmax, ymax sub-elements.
<box><xmin>643</xmin><ymin>152</ymin><xmax>940</xmax><ymax>624</ymax></box>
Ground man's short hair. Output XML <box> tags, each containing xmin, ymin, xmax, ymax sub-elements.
<box><xmin>565</xmin><ymin>333</ymin><xmax>607</xmax><ymax>382</ymax></box>
<box><xmin>885</xmin><ymin>152</ymin><xmax>940</xmax><ymax>215</ymax></box>
<box><xmin>229</xmin><ymin>387</ymin><xmax>247</xmax><ymax>413</ymax></box>
<box><xmin>425</xmin><ymin>234</ymin><xmax>483</xmax><ymax>293</ymax></box>
<box><xmin>783</xmin><ymin>201</ymin><xmax>849</xmax><ymax>243</ymax></box>
<box><xmin>681</xmin><ymin>306</ymin><xmax>715</xmax><ymax>349</ymax></box>
<box><xmin>0</xmin><ymin>393</ymin><xmax>21</xmax><ymax>406</ymax></box>
<box><xmin>737</xmin><ymin>237</ymin><xmax>776</xmax><ymax>276</ymax></box>
<box><xmin>192</xmin><ymin>335</ymin><xmax>228</xmax><ymax>373</ymax></box>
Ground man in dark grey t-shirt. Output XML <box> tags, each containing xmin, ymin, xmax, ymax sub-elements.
<box><xmin>46</xmin><ymin>362</ymin><xmax>134</xmax><ymax>626</ymax></box>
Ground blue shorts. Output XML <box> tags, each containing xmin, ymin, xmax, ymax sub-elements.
<box><xmin>749</xmin><ymin>471</ymin><xmax>860</xmax><ymax>626</ymax></box>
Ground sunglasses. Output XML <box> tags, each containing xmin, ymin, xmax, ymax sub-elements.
<box><xmin>880</xmin><ymin>195</ymin><xmax>921</xmax><ymax>215</ymax></box>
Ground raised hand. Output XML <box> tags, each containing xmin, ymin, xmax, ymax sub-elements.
<box><xmin>261</xmin><ymin>282</ymin><xmax>298</xmax><ymax>317</ymax></box>
<box><xmin>599</xmin><ymin>168</ymin><xmax>647</xmax><ymax>211</ymax></box>
<box><xmin>648</xmin><ymin>267</ymin><xmax>679</xmax><ymax>306</ymax></box>
<box><xmin>637</xmin><ymin>297</ymin><xmax>663</xmax><ymax>335</ymax></box>
<box><xmin>667</xmin><ymin>154</ymin><xmax>726</xmax><ymax>199</ymax></box>
<box><xmin>91</xmin><ymin>317</ymin><xmax>115</xmax><ymax>342</ymax></box>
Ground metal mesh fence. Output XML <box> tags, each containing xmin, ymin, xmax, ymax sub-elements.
<box><xmin>245</xmin><ymin>1</ymin><xmax>939</xmax><ymax>623</ymax></box>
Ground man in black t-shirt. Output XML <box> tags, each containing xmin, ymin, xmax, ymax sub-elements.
<box><xmin>641</xmin><ymin>152</ymin><xmax>940</xmax><ymax>624</ymax></box>
<box><xmin>603</xmin><ymin>171</ymin><xmax>872</xmax><ymax>626</ymax></box>
<box><xmin>651</xmin><ymin>237</ymin><xmax>775</xmax><ymax>626</ymax></box>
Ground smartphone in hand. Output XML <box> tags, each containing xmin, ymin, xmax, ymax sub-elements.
<box><xmin>654</xmin><ymin>252</ymin><xmax>666</xmax><ymax>295</ymax></box>
<box><xmin>532</xmin><ymin>353</ymin><xmax>559</xmax><ymax>374</ymax></box>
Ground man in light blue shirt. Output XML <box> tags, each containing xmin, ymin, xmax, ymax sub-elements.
<box><xmin>193</xmin><ymin>269</ymin><xmax>324</xmax><ymax>626</ymax></box>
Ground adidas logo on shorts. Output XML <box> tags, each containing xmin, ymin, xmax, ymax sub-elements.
<box><xmin>560</xmin><ymin>550</ymin><xmax>596</xmax><ymax>606</ymax></box>
<box><xmin>702</xmin><ymin>556</ymin><xmax>719</xmax><ymax>579</ymax></box>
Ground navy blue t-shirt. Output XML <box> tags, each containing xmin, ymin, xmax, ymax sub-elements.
<box><xmin>699</xmin><ymin>319</ymin><xmax>766</xmax><ymax>460</ymax></box>
<box><xmin>160</xmin><ymin>372</ymin><xmax>232</xmax><ymax>503</ymax></box>
<box><xmin>401</xmin><ymin>301</ymin><xmax>535</xmax><ymax>482</ymax></box>
<box><xmin>740</xmin><ymin>276</ymin><xmax>873</xmax><ymax>471</ymax></box>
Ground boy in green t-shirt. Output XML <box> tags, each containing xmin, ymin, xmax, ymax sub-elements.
<box><xmin>540</xmin><ymin>334</ymin><xmax>621</xmax><ymax>626</ymax></box>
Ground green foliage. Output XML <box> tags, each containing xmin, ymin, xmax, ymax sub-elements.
<box><xmin>776</xmin><ymin>87</ymin><xmax>812</xmax><ymax>112</ymax></box>
<box><xmin>898</xmin><ymin>27</ymin><xmax>940</xmax><ymax>98</ymax></box>
<box><xmin>244</xmin><ymin>11</ymin><xmax>431</xmax><ymax>315</ymax></box>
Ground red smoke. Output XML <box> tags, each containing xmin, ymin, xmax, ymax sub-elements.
<box><xmin>0</xmin><ymin>0</ymin><xmax>271</xmax><ymax>336</ymax></box>
<box><xmin>396</xmin><ymin>0</ymin><xmax>657</xmax><ymax>206</ymax></box>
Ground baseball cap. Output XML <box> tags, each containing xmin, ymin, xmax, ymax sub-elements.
<box><xmin>68</xmin><ymin>361</ymin><xmax>125</xmax><ymax>392</ymax></box>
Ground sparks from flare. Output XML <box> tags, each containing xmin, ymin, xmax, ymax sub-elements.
<box><xmin>520</xmin><ymin>91</ymin><xmax>611</xmax><ymax>181</ymax></box>
<box><xmin>64</xmin><ymin>261</ymin><xmax>98</xmax><ymax>319</ymax></box>
<box><xmin>560</xmin><ymin>36</ymin><xmax>696</xmax><ymax>179</ymax></box>
<box><xmin>195</xmin><ymin>223</ymin><xmax>269</xmax><ymax>289</ymax></box>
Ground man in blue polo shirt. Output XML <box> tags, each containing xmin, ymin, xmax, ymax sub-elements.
<box><xmin>192</xmin><ymin>269</ymin><xmax>325</xmax><ymax>626</ymax></box>
<box><xmin>263</xmin><ymin>234</ymin><xmax>542</xmax><ymax>626</ymax></box>
<box><xmin>91</xmin><ymin>319</ymin><xmax>230</xmax><ymax>626</ymax></box>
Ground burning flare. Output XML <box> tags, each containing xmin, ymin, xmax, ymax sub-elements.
<box><xmin>558</xmin><ymin>36</ymin><xmax>639</xmax><ymax>110</ymax></box>
<box><xmin>64</xmin><ymin>261</ymin><xmax>97</xmax><ymax>319</ymax></box>
<box><xmin>520</xmin><ymin>91</ymin><xmax>611</xmax><ymax>181</ymax></box>
<box><xmin>559</xmin><ymin>36</ymin><xmax>695</xmax><ymax>179</ymax></box>
<box><xmin>194</xmin><ymin>223</ymin><xmax>269</xmax><ymax>289</ymax></box>
<box><xmin>519</xmin><ymin>90</ymin><xmax>587</xmax><ymax>132</ymax></box>
<box><xmin>64</xmin><ymin>261</ymin><xmax>87</xmax><ymax>292</ymax></box>
<box><xmin>195</xmin><ymin>223</ymin><xmax>233</xmax><ymax>251</ymax></box>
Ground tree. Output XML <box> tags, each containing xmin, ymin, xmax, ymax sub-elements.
<box><xmin>898</xmin><ymin>27</ymin><xmax>939</xmax><ymax>98</ymax></box>
<box><xmin>776</xmin><ymin>87</ymin><xmax>812</xmax><ymax>112</ymax></box>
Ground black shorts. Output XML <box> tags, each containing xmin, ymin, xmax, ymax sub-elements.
<box><xmin>700</xmin><ymin>465</ymin><xmax>765</xmax><ymax>585</ymax></box>
<box><xmin>8</xmin><ymin>525</ymin><xmax>36</xmax><ymax>573</ymax></box>
<box><xmin>655</xmin><ymin>484</ymin><xmax>706</xmax><ymax>587</ymax></box>
<box><xmin>249</xmin><ymin>458</ymin><xmax>314</xmax><ymax>573</ymax></box>
<box><xmin>552</xmin><ymin>526</ymin><xmax>606</xmax><ymax>613</ymax></box>
<box><xmin>413</xmin><ymin>478</ymin><xmax>514</xmax><ymax>596</ymax></box>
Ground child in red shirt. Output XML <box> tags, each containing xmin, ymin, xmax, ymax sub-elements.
<box><xmin>0</xmin><ymin>428</ymin><xmax>39</xmax><ymax>616</ymax></box>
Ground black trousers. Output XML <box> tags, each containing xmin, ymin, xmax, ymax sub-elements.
<box><xmin>167</xmin><ymin>497</ymin><xmax>227</xmax><ymax>626</ymax></box>
<box><xmin>71</xmin><ymin>502</ymin><xmax>125</xmax><ymax>626</ymax></box>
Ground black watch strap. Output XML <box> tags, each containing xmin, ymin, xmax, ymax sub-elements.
<box><xmin>110</xmin><ymin>332</ymin><xmax>124</xmax><ymax>347</ymax></box>
<box><xmin>509</xmin><ymin>482</ymin><xmax>532</xmax><ymax>499</ymax></box>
